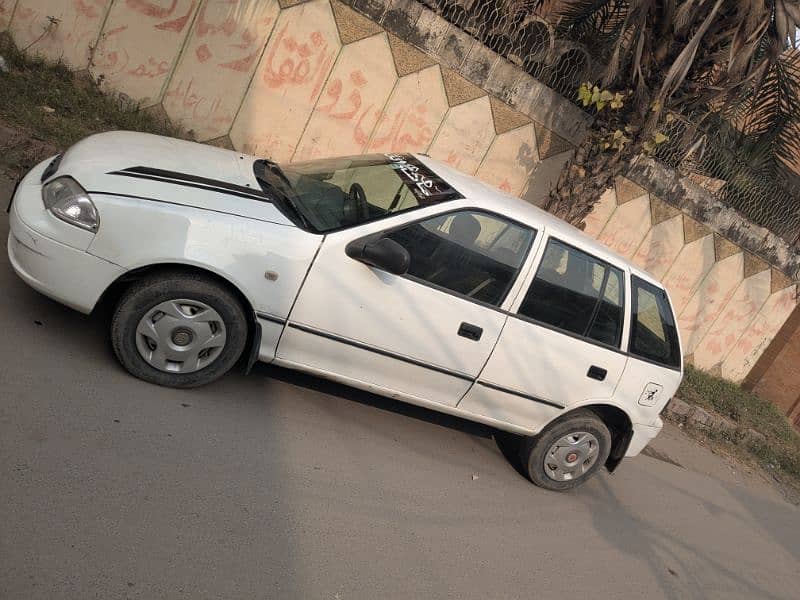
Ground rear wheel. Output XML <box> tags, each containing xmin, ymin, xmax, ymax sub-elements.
<box><xmin>520</xmin><ymin>410</ymin><xmax>611</xmax><ymax>491</ymax></box>
<box><xmin>111</xmin><ymin>272</ymin><xmax>248</xmax><ymax>388</ymax></box>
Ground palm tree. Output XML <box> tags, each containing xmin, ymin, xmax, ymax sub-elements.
<box><xmin>536</xmin><ymin>1</ymin><xmax>800</xmax><ymax>231</ymax></box>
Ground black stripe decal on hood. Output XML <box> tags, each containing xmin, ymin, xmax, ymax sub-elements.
<box><xmin>109</xmin><ymin>166</ymin><xmax>269</xmax><ymax>202</ymax></box>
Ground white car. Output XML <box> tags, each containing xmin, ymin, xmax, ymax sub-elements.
<box><xmin>8</xmin><ymin>132</ymin><xmax>683</xmax><ymax>490</ymax></box>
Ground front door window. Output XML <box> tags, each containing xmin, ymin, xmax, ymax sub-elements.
<box><xmin>384</xmin><ymin>210</ymin><xmax>535</xmax><ymax>306</ymax></box>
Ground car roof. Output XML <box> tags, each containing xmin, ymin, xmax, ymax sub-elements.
<box><xmin>415</xmin><ymin>153</ymin><xmax>662</xmax><ymax>288</ymax></box>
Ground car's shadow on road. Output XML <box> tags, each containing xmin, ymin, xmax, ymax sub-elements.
<box><xmin>250</xmin><ymin>361</ymin><xmax>529</xmax><ymax>476</ymax></box>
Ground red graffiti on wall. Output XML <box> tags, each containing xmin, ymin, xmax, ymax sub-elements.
<box><xmin>701</xmin><ymin>295</ymin><xmax>762</xmax><ymax>357</ymax></box>
<box><xmin>262</xmin><ymin>24</ymin><xmax>336</xmax><ymax>102</ymax></box>
<box><xmin>195</xmin><ymin>43</ymin><xmax>212</xmax><ymax>62</ymax></box>
<box><xmin>155</xmin><ymin>2</ymin><xmax>195</xmax><ymax>32</ymax></box>
<box><xmin>129</xmin><ymin>56</ymin><xmax>170</xmax><ymax>78</ymax></box>
<box><xmin>371</xmin><ymin>103</ymin><xmax>435</xmax><ymax>153</ymax></box>
<box><xmin>124</xmin><ymin>0</ymin><xmax>195</xmax><ymax>32</ymax></box>
<box><xmin>125</xmin><ymin>0</ymin><xmax>177</xmax><ymax>19</ymax></box>
<box><xmin>195</xmin><ymin>3</ymin><xmax>237</xmax><ymax>37</ymax></box>
<box><xmin>74</xmin><ymin>0</ymin><xmax>106</xmax><ymax>19</ymax></box>
<box><xmin>93</xmin><ymin>24</ymin><xmax>130</xmax><ymax>74</ymax></box>
<box><xmin>317</xmin><ymin>69</ymin><xmax>378</xmax><ymax>146</ymax></box>
<box><xmin>165</xmin><ymin>76</ymin><xmax>227</xmax><ymax>123</ymax></box>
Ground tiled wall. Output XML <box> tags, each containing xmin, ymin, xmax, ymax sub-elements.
<box><xmin>2</xmin><ymin>0</ymin><xmax>798</xmax><ymax>386</ymax></box>
<box><xmin>584</xmin><ymin>177</ymin><xmax>798</xmax><ymax>383</ymax></box>
<box><xmin>1</xmin><ymin>0</ymin><xmax>582</xmax><ymax>205</ymax></box>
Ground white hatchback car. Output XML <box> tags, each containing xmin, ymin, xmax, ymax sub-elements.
<box><xmin>8</xmin><ymin>132</ymin><xmax>683</xmax><ymax>490</ymax></box>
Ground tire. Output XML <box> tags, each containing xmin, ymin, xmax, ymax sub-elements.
<box><xmin>520</xmin><ymin>409</ymin><xmax>611</xmax><ymax>492</ymax></box>
<box><xmin>111</xmin><ymin>271</ymin><xmax>248</xmax><ymax>388</ymax></box>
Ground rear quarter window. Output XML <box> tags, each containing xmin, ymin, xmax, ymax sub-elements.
<box><xmin>629</xmin><ymin>276</ymin><xmax>681</xmax><ymax>368</ymax></box>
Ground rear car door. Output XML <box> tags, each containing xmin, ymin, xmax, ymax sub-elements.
<box><xmin>276</xmin><ymin>208</ymin><xmax>536</xmax><ymax>407</ymax></box>
<box><xmin>459</xmin><ymin>236</ymin><xmax>629</xmax><ymax>432</ymax></box>
<box><xmin>613</xmin><ymin>276</ymin><xmax>683</xmax><ymax>421</ymax></box>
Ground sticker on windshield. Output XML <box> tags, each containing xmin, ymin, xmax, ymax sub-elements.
<box><xmin>385</xmin><ymin>153</ymin><xmax>462</xmax><ymax>203</ymax></box>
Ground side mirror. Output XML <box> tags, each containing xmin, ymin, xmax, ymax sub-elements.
<box><xmin>345</xmin><ymin>237</ymin><xmax>410</xmax><ymax>275</ymax></box>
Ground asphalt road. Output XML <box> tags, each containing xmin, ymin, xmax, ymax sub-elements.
<box><xmin>1</xmin><ymin>184</ymin><xmax>798</xmax><ymax>599</ymax></box>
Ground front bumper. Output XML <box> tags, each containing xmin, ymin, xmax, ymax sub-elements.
<box><xmin>8</xmin><ymin>160</ymin><xmax>123</xmax><ymax>314</ymax></box>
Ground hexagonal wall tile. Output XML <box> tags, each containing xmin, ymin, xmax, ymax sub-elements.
<box><xmin>662</xmin><ymin>234</ymin><xmax>716</xmax><ymax>317</ymax></box>
<box><xmin>631</xmin><ymin>215</ymin><xmax>684</xmax><ymax>280</ymax></box>
<box><xmin>427</xmin><ymin>95</ymin><xmax>495</xmax><ymax>175</ymax></box>
<box><xmin>582</xmin><ymin>188</ymin><xmax>617</xmax><ymax>239</ymax></box>
<box><xmin>722</xmin><ymin>285</ymin><xmax>798</xmax><ymax>382</ymax></box>
<box><xmin>1</xmin><ymin>0</ymin><xmax>18</xmax><ymax>32</ymax></box>
<box><xmin>10</xmin><ymin>0</ymin><xmax>110</xmax><ymax>68</ymax></box>
<box><xmin>475</xmin><ymin>124</ymin><xmax>538</xmax><ymax>196</ymax></box>
<box><xmin>677</xmin><ymin>252</ymin><xmax>744</xmax><ymax>355</ymax></box>
<box><xmin>597</xmin><ymin>193</ymin><xmax>651</xmax><ymax>259</ymax></box>
<box><xmin>229</xmin><ymin>0</ymin><xmax>341</xmax><ymax>160</ymax></box>
<box><xmin>91</xmin><ymin>0</ymin><xmax>200</xmax><ymax>105</ymax></box>
<box><xmin>692</xmin><ymin>269</ymin><xmax>772</xmax><ymax>370</ymax></box>
<box><xmin>293</xmin><ymin>32</ymin><xmax>397</xmax><ymax>160</ymax></box>
<box><xmin>163</xmin><ymin>0</ymin><xmax>281</xmax><ymax>141</ymax></box>
<box><xmin>366</xmin><ymin>65</ymin><xmax>448</xmax><ymax>154</ymax></box>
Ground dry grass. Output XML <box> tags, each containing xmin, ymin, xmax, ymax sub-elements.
<box><xmin>677</xmin><ymin>366</ymin><xmax>800</xmax><ymax>497</ymax></box>
<box><xmin>0</xmin><ymin>35</ymin><xmax>182</xmax><ymax>177</ymax></box>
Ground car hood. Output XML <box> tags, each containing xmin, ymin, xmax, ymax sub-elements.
<box><xmin>55</xmin><ymin>131</ymin><xmax>294</xmax><ymax>226</ymax></box>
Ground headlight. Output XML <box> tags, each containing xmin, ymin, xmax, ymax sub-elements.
<box><xmin>42</xmin><ymin>177</ymin><xmax>99</xmax><ymax>232</ymax></box>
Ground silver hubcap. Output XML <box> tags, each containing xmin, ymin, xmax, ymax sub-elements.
<box><xmin>544</xmin><ymin>431</ymin><xmax>600</xmax><ymax>482</ymax></box>
<box><xmin>135</xmin><ymin>299</ymin><xmax>226</xmax><ymax>374</ymax></box>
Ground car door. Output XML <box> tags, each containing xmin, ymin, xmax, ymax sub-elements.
<box><xmin>459</xmin><ymin>235</ymin><xmax>629</xmax><ymax>432</ymax></box>
<box><xmin>276</xmin><ymin>208</ymin><xmax>537</xmax><ymax>407</ymax></box>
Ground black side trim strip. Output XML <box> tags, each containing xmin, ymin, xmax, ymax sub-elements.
<box><xmin>109</xmin><ymin>169</ymin><xmax>269</xmax><ymax>202</ymax></box>
<box><xmin>123</xmin><ymin>166</ymin><xmax>266</xmax><ymax>198</ymax></box>
<box><xmin>287</xmin><ymin>322</ymin><xmax>474</xmax><ymax>381</ymax></box>
<box><xmin>476</xmin><ymin>381</ymin><xmax>565</xmax><ymax>409</ymax></box>
<box><xmin>255</xmin><ymin>312</ymin><xmax>287</xmax><ymax>325</ymax></box>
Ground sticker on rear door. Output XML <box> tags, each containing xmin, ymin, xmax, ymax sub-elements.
<box><xmin>638</xmin><ymin>383</ymin><xmax>664</xmax><ymax>406</ymax></box>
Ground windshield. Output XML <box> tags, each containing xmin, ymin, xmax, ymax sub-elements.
<box><xmin>253</xmin><ymin>154</ymin><xmax>462</xmax><ymax>233</ymax></box>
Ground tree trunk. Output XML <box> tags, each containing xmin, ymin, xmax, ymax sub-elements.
<box><xmin>543</xmin><ymin>130</ymin><xmax>634</xmax><ymax>230</ymax></box>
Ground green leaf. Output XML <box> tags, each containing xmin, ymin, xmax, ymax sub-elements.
<box><xmin>654</xmin><ymin>132</ymin><xmax>669</xmax><ymax>144</ymax></box>
<box><xmin>590</xmin><ymin>85</ymin><xmax>602</xmax><ymax>105</ymax></box>
<box><xmin>577</xmin><ymin>83</ymin><xmax>593</xmax><ymax>106</ymax></box>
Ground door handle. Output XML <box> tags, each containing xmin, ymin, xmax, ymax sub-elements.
<box><xmin>587</xmin><ymin>365</ymin><xmax>607</xmax><ymax>381</ymax></box>
<box><xmin>458</xmin><ymin>322</ymin><xmax>483</xmax><ymax>341</ymax></box>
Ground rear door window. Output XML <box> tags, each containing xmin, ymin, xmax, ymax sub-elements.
<box><xmin>518</xmin><ymin>238</ymin><xmax>625</xmax><ymax>347</ymax></box>
<box><xmin>629</xmin><ymin>276</ymin><xmax>681</xmax><ymax>368</ymax></box>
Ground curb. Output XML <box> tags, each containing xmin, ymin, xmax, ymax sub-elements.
<box><xmin>663</xmin><ymin>397</ymin><xmax>767</xmax><ymax>446</ymax></box>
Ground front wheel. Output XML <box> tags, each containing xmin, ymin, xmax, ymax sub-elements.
<box><xmin>520</xmin><ymin>410</ymin><xmax>611</xmax><ymax>491</ymax></box>
<box><xmin>111</xmin><ymin>271</ymin><xmax>248</xmax><ymax>388</ymax></box>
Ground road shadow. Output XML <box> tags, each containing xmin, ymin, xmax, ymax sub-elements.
<box><xmin>582</xmin><ymin>467</ymin><xmax>798</xmax><ymax>600</ymax></box>
<box><xmin>252</xmin><ymin>361</ymin><xmax>495</xmax><ymax>440</ymax></box>
<box><xmin>250</xmin><ymin>361</ymin><xmax>534</xmax><ymax>480</ymax></box>
<box><xmin>722</xmin><ymin>480</ymin><xmax>800</xmax><ymax>562</ymax></box>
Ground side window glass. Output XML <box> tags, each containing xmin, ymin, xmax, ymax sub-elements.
<box><xmin>587</xmin><ymin>269</ymin><xmax>623</xmax><ymax>346</ymax></box>
<box><xmin>518</xmin><ymin>239</ymin><xmax>624</xmax><ymax>347</ymax></box>
<box><xmin>385</xmin><ymin>210</ymin><xmax>535</xmax><ymax>306</ymax></box>
<box><xmin>630</xmin><ymin>277</ymin><xmax>681</xmax><ymax>367</ymax></box>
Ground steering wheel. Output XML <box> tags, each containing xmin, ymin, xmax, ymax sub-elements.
<box><xmin>348</xmin><ymin>182</ymin><xmax>369</xmax><ymax>222</ymax></box>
